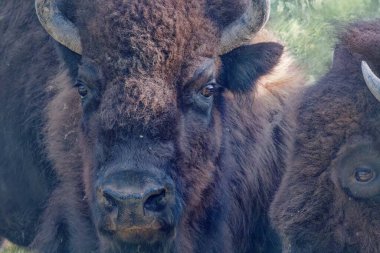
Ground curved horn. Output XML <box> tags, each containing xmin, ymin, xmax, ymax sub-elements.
<box><xmin>35</xmin><ymin>0</ymin><xmax>82</xmax><ymax>54</ymax></box>
<box><xmin>362</xmin><ymin>61</ymin><xmax>380</xmax><ymax>102</ymax></box>
<box><xmin>219</xmin><ymin>0</ymin><xmax>270</xmax><ymax>54</ymax></box>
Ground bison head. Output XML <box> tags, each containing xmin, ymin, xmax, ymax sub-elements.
<box><xmin>36</xmin><ymin>0</ymin><xmax>282</xmax><ymax>251</ymax></box>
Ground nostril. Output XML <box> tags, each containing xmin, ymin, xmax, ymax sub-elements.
<box><xmin>103</xmin><ymin>191</ymin><xmax>118</xmax><ymax>212</ymax></box>
<box><xmin>144</xmin><ymin>189</ymin><xmax>167</xmax><ymax>213</ymax></box>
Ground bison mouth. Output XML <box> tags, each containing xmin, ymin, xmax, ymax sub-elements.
<box><xmin>99</xmin><ymin>219</ymin><xmax>176</xmax><ymax>244</ymax></box>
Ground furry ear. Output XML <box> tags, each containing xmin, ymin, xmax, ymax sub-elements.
<box><xmin>219</xmin><ymin>42</ymin><xmax>284</xmax><ymax>92</ymax></box>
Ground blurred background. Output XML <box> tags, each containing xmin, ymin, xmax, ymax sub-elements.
<box><xmin>1</xmin><ymin>0</ymin><xmax>380</xmax><ymax>252</ymax></box>
<box><xmin>268</xmin><ymin>0</ymin><xmax>380</xmax><ymax>83</ymax></box>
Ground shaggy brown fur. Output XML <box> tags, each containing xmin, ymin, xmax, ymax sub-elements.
<box><xmin>74</xmin><ymin>0</ymin><xmax>220</xmax><ymax>132</ymax></box>
<box><xmin>270</xmin><ymin>19</ymin><xmax>380</xmax><ymax>253</ymax></box>
<box><xmin>1</xmin><ymin>0</ymin><xmax>305</xmax><ymax>252</ymax></box>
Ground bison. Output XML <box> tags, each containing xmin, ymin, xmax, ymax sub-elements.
<box><xmin>270</xmin><ymin>19</ymin><xmax>380</xmax><ymax>253</ymax></box>
<box><xmin>1</xmin><ymin>0</ymin><xmax>304</xmax><ymax>252</ymax></box>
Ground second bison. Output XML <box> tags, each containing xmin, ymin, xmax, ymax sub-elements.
<box><xmin>271</xmin><ymin>19</ymin><xmax>380</xmax><ymax>253</ymax></box>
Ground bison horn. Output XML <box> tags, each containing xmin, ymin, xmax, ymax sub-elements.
<box><xmin>35</xmin><ymin>0</ymin><xmax>82</xmax><ymax>54</ymax></box>
<box><xmin>219</xmin><ymin>0</ymin><xmax>270</xmax><ymax>54</ymax></box>
<box><xmin>362</xmin><ymin>61</ymin><xmax>380</xmax><ymax>102</ymax></box>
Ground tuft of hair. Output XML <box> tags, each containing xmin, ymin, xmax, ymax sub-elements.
<box><xmin>337</xmin><ymin>19</ymin><xmax>380</xmax><ymax>72</ymax></box>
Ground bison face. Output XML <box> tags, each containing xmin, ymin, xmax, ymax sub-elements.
<box><xmin>273</xmin><ymin>136</ymin><xmax>380</xmax><ymax>253</ymax></box>
<box><xmin>35</xmin><ymin>0</ymin><xmax>281</xmax><ymax>251</ymax></box>
<box><xmin>74</xmin><ymin>42</ymin><xmax>282</xmax><ymax>251</ymax></box>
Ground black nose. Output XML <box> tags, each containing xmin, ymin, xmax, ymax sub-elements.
<box><xmin>99</xmin><ymin>186</ymin><xmax>169</xmax><ymax>215</ymax></box>
<box><xmin>95</xmin><ymin>169</ymin><xmax>176</xmax><ymax>241</ymax></box>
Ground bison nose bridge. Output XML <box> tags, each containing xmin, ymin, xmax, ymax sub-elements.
<box><xmin>102</xmin><ymin>185</ymin><xmax>167</xmax><ymax>209</ymax></box>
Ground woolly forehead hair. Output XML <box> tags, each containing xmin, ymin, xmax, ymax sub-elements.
<box><xmin>338</xmin><ymin>19</ymin><xmax>380</xmax><ymax>71</ymax></box>
<box><xmin>306</xmin><ymin>19</ymin><xmax>380</xmax><ymax>141</ymax></box>
<box><xmin>73</xmin><ymin>0</ymin><xmax>222</xmax><ymax>133</ymax></box>
<box><xmin>74</xmin><ymin>0</ymin><xmax>220</xmax><ymax>79</ymax></box>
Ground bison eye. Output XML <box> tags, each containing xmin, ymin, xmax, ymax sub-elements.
<box><xmin>354</xmin><ymin>167</ymin><xmax>375</xmax><ymax>183</ymax></box>
<box><xmin>76</xmin><ymin>83</ymin><xmax>88</xmax><ymax>98</ymax></box>
<box><xmin>200</xmin><ymin>83</ymin><xmax>216</xmax><ymax>98</ymax></box>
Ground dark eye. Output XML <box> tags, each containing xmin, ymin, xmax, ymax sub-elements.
<box><xmin>77</xmin><ymin>83</ymin><xmax>88</xmax><ymax>98</ymax></box>
<box><xmin>354</xmin><ymin>167</ymin><xmax>375</xmax><ymax>183</ymax></box>
<box><xmin>200</xmin><ymin>84</ymin><xmax>215</xmax><ymax>98</ymax></box>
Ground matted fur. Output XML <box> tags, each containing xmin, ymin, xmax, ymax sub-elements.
<box><xmin>270</xmin><ymin>19</ymin><xmax>380</xmax><ymax>253</ymax></box>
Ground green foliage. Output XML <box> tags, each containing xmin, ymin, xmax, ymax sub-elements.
<box><xmin>0</xmin><ymin>245</ymin><xmax>30</xmax><ymax>253</ymax></box>
<box><xmin>269</xmin><ymin>0</ymin><xmax>380</xmax><ymax>82</ymax></box>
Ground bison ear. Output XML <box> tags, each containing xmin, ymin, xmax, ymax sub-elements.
<box><xmin>219</xmin><ymin>42</ymin><xmax>284</xmax><ymax>92</ymax></box>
